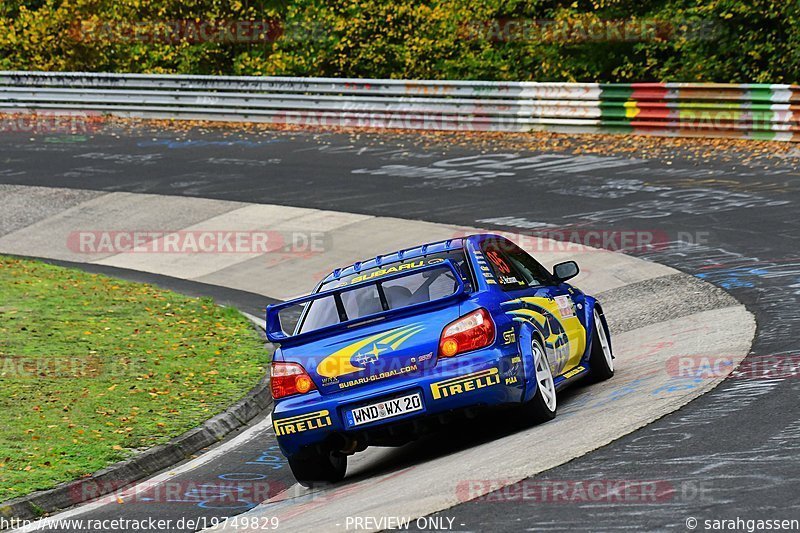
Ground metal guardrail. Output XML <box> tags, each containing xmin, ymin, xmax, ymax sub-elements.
<box><xmin>1</xmin><ymin>71</ymin><xmax>798</xmax><ymax>141</ymax></box>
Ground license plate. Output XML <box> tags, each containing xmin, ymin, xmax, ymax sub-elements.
<box><xmin>346</xmin><ymin>392</ymin><xmax>423</xmax><ymax>427</ymax></box>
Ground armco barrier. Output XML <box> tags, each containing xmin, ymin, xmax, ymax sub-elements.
<box><xmin>1</xmin><ymin>71</ymin><xmax>798</xmax><ymax>141</ymax></box>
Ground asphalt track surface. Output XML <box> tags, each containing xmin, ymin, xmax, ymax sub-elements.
<box><xmin>1</xmin><ymin>126</ymin><xmax>799</xmax><ymax>530</ymax></box>
<box><xmin>0</xmin><ymin>191</ymin><xmax>751</xmax><ymax>532</ymax></box>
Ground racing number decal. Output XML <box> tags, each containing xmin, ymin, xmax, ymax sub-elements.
<box><xmin>486</xmin><ymin>250</ymin><xmax>511</xmax><ymax>274</ymax></box>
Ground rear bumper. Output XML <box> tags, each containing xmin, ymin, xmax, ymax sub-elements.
<box><xmin>272</xmin><ymin>346</ymin><xmax>523</xmax><ymax>457</ymax></box>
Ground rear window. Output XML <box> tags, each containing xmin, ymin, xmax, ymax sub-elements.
<box><xmin>295</xmin><ymin>250</ymin><xmax>472</xmax><ymax>334</ymax></box>
<box><xmin>320</xmin><ymin>250</ymin><xmax>472</xmax><ymax>291</ymax></box>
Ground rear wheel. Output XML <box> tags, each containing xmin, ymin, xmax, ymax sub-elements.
<box><xmin>287</xmin><ymin>446</ymin><xmax>347</xmax><ymax>486</ymax></box>
<box><xmin>588</xmin><ymin>308</ymin><xmax>614</xmax><ymax>382</ymax></box>
<box><xmin>521</xmin><ymin>337</ymin><xmax>557</xmax><ymax>424</ymax></box>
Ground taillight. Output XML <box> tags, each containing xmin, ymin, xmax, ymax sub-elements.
<box><xmin>439</xmin><ymin>308</ymin><xmax>495</xmax><ymax>358</ymax></box>
<box><xmin>271</xmin><ymin>362</ymin><xmax>317</xmax><ymax>399</ymax></box>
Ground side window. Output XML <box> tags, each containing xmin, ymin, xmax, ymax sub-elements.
<box><xmin>503</xmin><ymin>242</ymin><xmax>553</xmax><ymax>286</ymax></box>
<box><xmin>482</xmin><ymin>239</ymin><xmax>553</xmax><ymax>290</ymax></box>
<box><xmin>482</xmin><ymin>242</ymin><xmax>527</xmax><ymax>290</ymax></box>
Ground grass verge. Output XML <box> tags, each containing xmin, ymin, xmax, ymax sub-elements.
<box><xmin>0</xmin><ymin>256</ymin><xmax>270</xmax><ymax>501</ymax></box>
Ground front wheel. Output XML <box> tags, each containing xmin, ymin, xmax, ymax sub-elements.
<box><xmin>588</xmin><ymin>308</ymin><xmax>614</xmax><ymax>382</ymax></box>
<box><xmin>288</xmin><ymin>447</ymin><xmax>347</xmax><ymax>487</ymax></box>
<box><xmin>521</xmin><ymin>337</ymin><xmax>557</xmax><ymax>424</ymax></box>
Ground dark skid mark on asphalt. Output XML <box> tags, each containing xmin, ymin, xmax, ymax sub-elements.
<box><xmin>2</xmin><ymin>127</ymin><xmax>800</xmax><ymax>530</ymax></box>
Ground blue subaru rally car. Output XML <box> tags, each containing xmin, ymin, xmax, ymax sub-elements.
<box><xmin>265</xmin><ymin>234</ymin><xmax>614</xmax><ymax>485</ymax></box>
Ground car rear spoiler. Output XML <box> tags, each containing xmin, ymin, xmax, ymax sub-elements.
<box><xmin>265</xmin><ymin>259</ymin><xmax>465</xmax><ymax>345</ymax></box>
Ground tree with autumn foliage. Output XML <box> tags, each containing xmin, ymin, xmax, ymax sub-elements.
<box><xmin>0</xmin><ymin>0</ymin><xmax>797</xmax><ymax>82</ymax></box>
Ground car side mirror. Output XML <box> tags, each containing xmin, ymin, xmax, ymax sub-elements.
<box><xmin>553</xmin><ymin>261</ymin><xmax>579</xmax><ymax>282</ymax></box>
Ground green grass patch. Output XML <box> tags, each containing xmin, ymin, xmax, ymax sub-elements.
<box><xmin>0</xmin><ymin>256</ymin><xmax>271</xmax><ymax>501</ymax></box>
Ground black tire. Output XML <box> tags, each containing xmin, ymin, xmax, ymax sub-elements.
<box><xmin>520</xmin><ymin>337</ymin><xmax>557</xmax><ymax>424</ymax></box>
<box><xmin>588</xmin><ymin>308</ymin><xmax>614</xmax><ymax>383</ymax></box>
<box><xmin>287</xmin><ymin>447</ymin><xmax>347</xmax><ymax>486</ymax></box>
